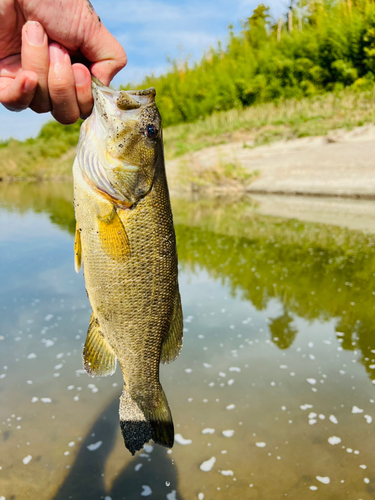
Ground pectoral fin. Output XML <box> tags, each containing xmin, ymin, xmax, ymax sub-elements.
<box><xmin>98</xmin><ymin>207</ymin><xmax>131</xmax><ymax>262</ymax></box>
<box><xmin>83</xmin><ymin>314</ymin><xmax>117</xmax><ymax>377</ymax></box>
<box><xmin>74</xmin><ymin>225</ymin><xmax>82</xmax><ymax>273</ymax></box>
<box><xmin>161</xmin><ymin>291</ymin><xmax>183</xmax><ymax>364</ymax></box>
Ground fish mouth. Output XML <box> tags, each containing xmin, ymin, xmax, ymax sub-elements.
<box><xmin>92</xmin><ymin>77</ymin><xmax>156</xmax><ymax>115</ymax></box>
<box><xmin>77</xmin><ymin>79</ymin><xmax>159</xmax><ymax>206</ymax></box>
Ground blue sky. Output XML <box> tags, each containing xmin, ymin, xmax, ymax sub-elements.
<box><xmin>0</xmin><ymin>0</ymin><xmax>285</xmax><ymax>141</ymax></box>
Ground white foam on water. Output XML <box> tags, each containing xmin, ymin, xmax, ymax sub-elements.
<box><xmin>200</xmin><ymin>457</ymin><xmax>216</xmax><ymax>472</ymax></box>
<box><xmin>364</xmin><ymin>478</ymin><xmax>370</xmax><ymax>484</ymax></box>
<box><xmin>308</xmin><ymin>412</ymin><xmax>317</xmax><ymax>418</ymax></box>
<box><xmin>202</xmin><ymin>428</ymin><xmax>215</xmax><ymax>434</ymax></box>
<box><xmin>226</xmin><ymin>404</ymin><xmax>235</xmax><ymax>410</ymax></box>
<box><xmin>27</xmin><ymin>353</ymin><xmax>36</xmax><ymax>359</ymax></box>
<box><xmin>0</xmin><ymin>496</ymin><xmax>5</xmax><ymax>500</ymax></box>
<box><xmin>219</xmin><ymin>372</ymin><xmax>226</xmax><ymax>378</ymax></box>
<box><xmin>255</xmin><ymin>442</ymin><xmax>266</xmax><ymax>448</ymax></box>
<box><xmin>134</xmin><ymin>463</ymin><xmax>143</xmax><ymax>471</ymax></box>
<box><xmin>309</xmin><ymin>486</ymin><xmax>318</xmax><ymax>491</ymax></box>
<box><xmin>220</xmin><ymin>470</ymin><xmax>234</xmax><ymax>476</ymax></box>
<box><xmin>203</xmin><ymin>363</ymin><xmax>212</xmax><ymax>368</ymax></box>
<box><xmin>316</xmin><ymin>476</ymin><xmax>330</xmax><ymax>484</ymax></box>
<box><xmin>329</xmin><ymin>415</ymin><xmax>338</xmax><ymax>424</ymax></box>
<box><xmin>360</xmin><ymin>465</ymin><xmax>367</xmax><ymax>469</ymax></box>
<box><xmin>175</xmin><ymin>434</ymin><xmax>192</xmax><ymax>445</ymax></box>
<box><xmin>198</xmin><ymin>494</ymin><xmax>204</xmax><ymax>500</ymax></box>
<box><xmin>104</xmin><ymin>497</ymin><xmax>112</xmax><ymax>500</ymax></box>
<box><xmin>328</xmin><ymin>436</ymin><xmax>341</xmax><ymax>445</ymax></box>
<box><xmin>306</xmin><ymin>378</ymin><xmax>317</xmax><ymax>385</ymax></box>
<box><xmin>87</xmin><ymin>441</ymin><xmax>102</xmax><ymax>451</ymax></box>
<box><xmin>279</xmin><ymin>365</ymin><xmax>288</xmax><ymax>369</ymax></box>
<box><xmin>54</xmin><ymin>364</ymin><xmax>63</xmax><ymax>370</ymax></box>
<box><xmin>352</xmin><ymin>406</ymin><xmax>364</xmax><ymax>414</ymax></box>
<box><xmin>185</xmin><ymin>368</ymin><xmax>193</xmax><ymax>374</ymax></box>
<box><xmin>44</xmin><ymin>314</ymin><xmax>53</xmax><ymax>321</ymax></box>
<box><xmin>166</xmin><ymin>491</ymin><xmax>177</xmax><ymax>500</ymax></box>
<box><xmin>140</xmin><ymin>485</ymin><xmax>152</xmax><ymax>497</ymax></box>
<box><xmin>229</xmin><ymin>367</ymin><xmax>241</xmax><ymax>372</ymax></box>
<box><xmin>23</xmin><ymin>455</ymin><xmax>32</xmax><ymax>465</ymax></box>
<box><xmin>41</xmin><ymin>398</ymin><xmax>51</xmax><ymax>403</ymax></box>
<box><xmin>144</xmin><ymin>445</ymin><xmax>153</xmax><ymax>453</ymax></box>
<box><xmin>300</xmin><ymin>404</ymin><xmax>313</xmax><ymax>410</ymax></box>
<box><xmin>227</xmin><ymin>379</ymin><xmax>234</xmax><ymax>386</ymax></box>
<box><xmin>222</xmin><ymin>430</ymin><xmax>234</xmax><ymax>437</ymax></box>
<box><xmin>68</xmin><ymin>442</ymin><xmax>75</xmax><ymax>447</ymax></box>
<box><xmin>31</xmin><ymin>397</ymin><xmax>38</xmax><ymax>403</ymax></box>
<box><xmin>309</xmin><ymin>419</ymin><xmax>317</xmax><ymax>425</ymax></box>
<box><xmin>56</xmin><ymin>353</ymin><xmax>64</xmax><ymax>359</ymax></box>
<box><xmin>364</xmin><ymin>415</ymin><xmax>372</xmax><ymax>423</ymax></box>
<box><xmin>346</xmin><ymin>448</ymin><xmax>353</xmax><ymax>453</ymax></box>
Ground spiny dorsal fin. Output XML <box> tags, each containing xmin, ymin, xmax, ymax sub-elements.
<box><xmin>83</xmin><ymin>314</ymin><xmax>117</xmax><ymax>377</ymax></box>
<box><xmin>97</xmin><ymin>208</ymin><xmax>131</xmax><ymax>262</ymax></box>
<box><xmin>161</xmin><ymin>291</ymin><xmax>183</xmax><ymax>364</ymax></box>
<box><xmin>74</xmin><ymin>225</ymin><xmax>82</xmax><ymax>273</ymax></box>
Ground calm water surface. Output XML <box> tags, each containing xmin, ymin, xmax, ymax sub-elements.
<box><xmin>1</xmin><ymin>183</ymin><xmax>375</xmax><ymax>500</ymax></box>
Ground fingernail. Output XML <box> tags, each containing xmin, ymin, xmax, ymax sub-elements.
<box><xmin>23</xmin><ymin>78</ymin><xmax>36</xmax><ymax>93</ymax></box>
<box><xmin>25</xmin><ymin>21</ymin><xmax>45</xmax><ymax>46</ymax></box>
<box><xmin>73</xmin><ymin>65</ymin><xmax>88</xmax><ymax>86</ymax></box>
<box><xmin>49</xmin><ymin>44</ymin><xmax>66</xmax><ymax>64</ymax></box>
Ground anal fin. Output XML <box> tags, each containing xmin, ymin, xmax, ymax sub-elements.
<box><xmin>161</xmin><ymin>291</ymin><xmax>183</xmax><ymax>364</ymax></box>
<box><xmin>83</xmin><ymin>313</ymin><xmax>117</xmax><ymax>377</ymax></box>
<box><xmin>98</xmin><ymin>207</ymin><xmax>130</xmax><ymax>263</ymax></box>
<box><xmin>74</xmin><ymin>225</ymin><xmax>82</xmax><ymax>273</ymax></box>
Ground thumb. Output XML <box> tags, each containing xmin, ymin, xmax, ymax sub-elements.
<box><xmin>81</xmin><ymin>23</ymin><xmax>127</xmax><ymax>86</ymax></box>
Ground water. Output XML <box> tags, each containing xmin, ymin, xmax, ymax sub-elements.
<box><xmin>1</xmin><ymin>183</ymin><xmax>375</xmax><ymax>500</ymax></box>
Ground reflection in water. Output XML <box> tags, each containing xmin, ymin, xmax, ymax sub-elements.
<box><xmin>54</xmin><ymin>398</ymin><xmax>183</xmax><ymax>500</ymax></box>
<box><xmin>172</xmin><ymin>197</ymin><xmax>375</xmax><ymax>380</ymax></box>
<box><xmin>269</xmin><ymin>309</ymin><xmax>298</xmax><ymax>350</ymax></box>
<box><xmin>2</xmin><ymin>183</ymin><xmax>375</xmax><ymax>500</ymax></box>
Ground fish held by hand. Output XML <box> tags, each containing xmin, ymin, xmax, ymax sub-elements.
<box><xmin>73</xmin><ymin>78</ymin><xmax>183</xmax><ymax>455</ymax></box>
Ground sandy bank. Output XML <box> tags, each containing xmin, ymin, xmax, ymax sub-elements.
<box><xmin>166</xmin><ymin>125</ymin><xmax>375</xmax><ymax>199</ymax></box>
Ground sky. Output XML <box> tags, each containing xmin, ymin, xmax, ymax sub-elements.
<box><xmin>0</xmin><ymin>0</ymin><xmax>285</xmax><ymax>141</ymax></box>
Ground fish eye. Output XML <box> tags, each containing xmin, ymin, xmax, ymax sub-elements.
<box><xmin>146</xmin><ymin>124</ymin><xmax>158</xmax><ymax>140</ymax></box>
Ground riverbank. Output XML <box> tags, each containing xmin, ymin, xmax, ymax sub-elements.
<box><xmin>166</xmin><ymin>123</ymin><xmax>375</xmax><ymax>198</ymax></box>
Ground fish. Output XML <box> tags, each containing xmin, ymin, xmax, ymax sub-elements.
<box><xmin>73</xmin><ymin>78</ymin><xmax>183</xmax><ymax>455</ymax></box>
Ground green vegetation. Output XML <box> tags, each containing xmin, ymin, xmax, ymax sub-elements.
<box><xmin>172</xmin><ymin>195</ymin><xmax>375</xmax><ymax>380</ymax></box>
<box><xmin>0</xmin><ymin>120</ymin><xmax>81</xmax><ymax>181</ymax></box>
<box><xmin>130</xmin><ymin>0</ymin><xmax>375</xmax><ymax>127</ymax></box>
<box><xmin>2</xmin><ymin>0</ymin><xmax>375</xmax><ymax>179</ymax></box>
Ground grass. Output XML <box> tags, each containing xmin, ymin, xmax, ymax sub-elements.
<box><xmin>163</xmin><ymin>85</ymin><xmax>375</xmax><ymax>158</ymax></box>
<box><xmin>1</xmin><ymin>85</ymin><xmax>375</xmax><ymax>181</ymax></box>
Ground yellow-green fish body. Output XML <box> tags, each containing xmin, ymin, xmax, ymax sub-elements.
<box><xmin>73</xmin><ymin>80</ymin><xmax>183</xmax><ymax>454</ymax></box>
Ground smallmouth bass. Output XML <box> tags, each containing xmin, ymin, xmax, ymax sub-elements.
<box><xmin>73</xmin><ymin>79</ymin><xmax>183</xmax><ymax>455</ymax></box>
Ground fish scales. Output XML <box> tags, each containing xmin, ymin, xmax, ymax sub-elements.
<box><xmin>73</xmin><ymin>79</ymin><xmax>183</xmax><ymax>454</ymax></box>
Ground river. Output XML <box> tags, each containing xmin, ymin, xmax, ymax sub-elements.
<box><xmin>1</xmin><ymin>182</ymin><xmax>375</xmax><ymax>499</ymax></box>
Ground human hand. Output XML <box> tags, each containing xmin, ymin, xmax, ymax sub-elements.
<box><xmin>0</xmin><ymin>0</ymin><xmax>127</xmax><ymax>124</ymax></box>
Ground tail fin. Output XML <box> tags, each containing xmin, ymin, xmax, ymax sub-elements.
<box><xmin>144</xmin><ymin>384</ymin><xmax>174</xmax><ymax>449</ymax></box>
<box><xmin>119</xmin><ymin>384</ymin><xmax>174</xmax><ymax>455</ymax></box>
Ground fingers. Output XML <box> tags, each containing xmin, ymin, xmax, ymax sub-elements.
<box><xmin>81</xmin><ymin>24</ymin><xmax>127</xmax><ymax>86</ymax></box>
<box><xmin>48</xmin><ymin>43</ymin><xmax>80</xmax><ymax>124</ymax></box>
<box><xmin>0</xmin><ymin>54</ymin><xmax>22</xmax><ymax>78</ymax></box>
<box><xmin>22</xmin><ymin>21</ymin><xmax>51</xmax><ymax>113</ymax></box>
<box><xmin>72</xmin><ymin>63</ymin><xmax>93</xmax><ymax>118</ymax></box>
<box><xmin>0</xmin><ymin>70</ymin><xmax>38</xmax><ymax>112</ymax></box>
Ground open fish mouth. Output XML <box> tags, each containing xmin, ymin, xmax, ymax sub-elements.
<box><xmin>76</xmin><ymin>78</ymin><xmax>160</xmax><ymax>206</ymax></box>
